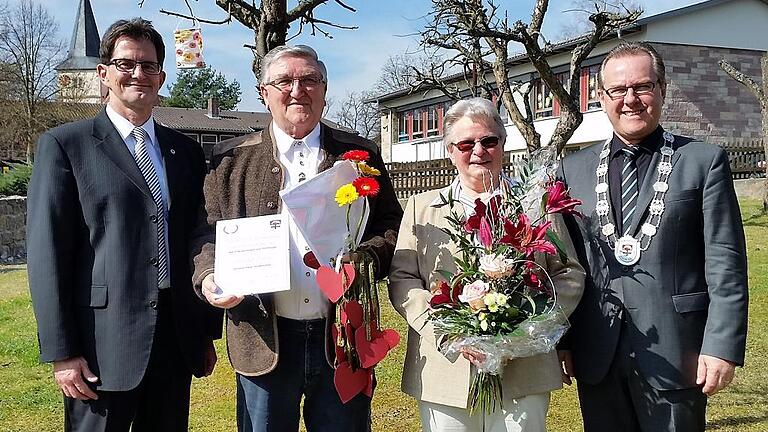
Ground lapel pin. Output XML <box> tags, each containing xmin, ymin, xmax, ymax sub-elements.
<box><xmin>170</xmin><ymin>148</ymin><xmax>176</xmax><ymax>155</ymax></box>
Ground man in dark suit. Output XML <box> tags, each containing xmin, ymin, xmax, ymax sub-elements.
<box><xmin>557</xmin><ymin>41</ymin><xmax>748</xmax><ymax>431</ymax></box>
<box><xmin>189</xmin><ymin>45</ymin><xmax>402</xmax><ymax>431</ymax></box>
<box><xmin>27</xmin><ymin>18</ymin><xmax>222</xmax><ymax>431</ymax></box>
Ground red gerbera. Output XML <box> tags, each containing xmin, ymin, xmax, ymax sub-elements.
<box><xmin>352</xmin><ymin>177</ymin><xmax>380</xmax><ymax>197</ymax></box>
<box><xmin>342</xmin><ymin>150</ymin><xmax>370</xmax><ymax>162</ymax></box>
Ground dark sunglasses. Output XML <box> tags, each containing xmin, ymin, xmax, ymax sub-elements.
<box><xmin>452</xmin><ymin>136</ymin><xmax>500</xmax><ymax>152</ymax></box>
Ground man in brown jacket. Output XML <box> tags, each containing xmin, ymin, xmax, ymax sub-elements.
<box><xmin>190</xmin><ymin>45</ymin><xmax>402</xmax><ymax>432</ymax></box>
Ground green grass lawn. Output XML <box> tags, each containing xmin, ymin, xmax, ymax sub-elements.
<box><xmin>2</xmin><ymin>199</ymin><xmax>767</xmax><ymax>431</ymax></box>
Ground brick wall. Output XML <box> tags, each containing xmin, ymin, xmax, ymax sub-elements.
<box><xmin>656</xmin><ymin>43</ymin><xmax>764</xmax><ymax>142</ymax></box>
<box><xmin>0</xmin><ymin>196</ymin><xmax>26</xmax><ymax>261</ymax></box>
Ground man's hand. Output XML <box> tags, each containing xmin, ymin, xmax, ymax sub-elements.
<box><xmin>558</xmin><ymin>350</ymin><xmax>574</xmax><ymax>385</ymax></box>
<box><xmin>202</xmin><ymin>274</ymin><xmax>244</xmax><ymax>309</ymax></box>
<box><xmin>696</xmin><ymin>354</ymin><xmax>736</xmax><ymax>396</ymax></box>
<box><xmin>203</xmin><ymin>340</ymin><xmax>217</xmax><ymax>377</ymax></box>
<box><xmin>53</xmin><ymin>356</ymin><xmax>99</xmax><ymax>400</ymax></box>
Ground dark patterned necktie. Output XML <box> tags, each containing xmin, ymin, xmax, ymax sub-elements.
<box><xmin>620</xmin><ymin>146</ymin><xmax>639</xmax><ymax>236</ymax></box>
<box><xmin>132</xmin><ymin>127</ymin><xmax>168</xmax><ymax>287</ymax></box>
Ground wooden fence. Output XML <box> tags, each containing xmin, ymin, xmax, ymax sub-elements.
<box><xmin>722</xmin><ymin>138</ymin><xmax>765</xmax><ymax>179</ymax></box>
<box><xmin>385</xmin><ymin>140</ymin><xmax>765</xmax><ymax>199</ymax></box>
<box><xmin>384</xmin><ymin>150</ymin><xmax>527</xmax><ymax>199</ymax></box>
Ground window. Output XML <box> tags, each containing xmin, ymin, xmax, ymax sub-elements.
<box><xmin>426</xmin><ymin>106</ymin><xmax>439</xmax><ymax>137</ymax></box>
<box><xmin>398</xmin><ymin>112</ymin><xmax>408</xmax><ymax>142</ymax></box>
<box><xmin>412</xmin><ymin>108</ymin><xmax>424</xmax><ymax>139</ymax></box>
<box><xmin>219</xmin><ymin>134</ymin><xmax>235</xmax><ymax>142</ymax></box>
<box><xmin>184</xmin><ymin>133</ymin><xmax>199</xmax><ymax>143</ymax></box>
<box><xmin>534</xmin><ymin>79</ymin><xmax>553</xmax><ymax>119</ymax></box>
<box><xmin>201</xmin><ymin>134</ymin><xmax>218</xmax><ymax>159</ymax></box>
<box><xmin>585</xmin><ymin>65</ymin><xmax>601</xmax><ymax>110</ymax></box>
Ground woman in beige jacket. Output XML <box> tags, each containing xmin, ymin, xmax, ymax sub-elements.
<box><xmin>388</xmin><ymin>98</ymin><xmax>585</xmax><ymax>432</ymax></box>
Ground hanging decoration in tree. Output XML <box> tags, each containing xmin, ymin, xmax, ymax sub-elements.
<box><xmin>173</xmin><ymin>27</ymin><xmax>205</xmax><ymax>69</ymax></box>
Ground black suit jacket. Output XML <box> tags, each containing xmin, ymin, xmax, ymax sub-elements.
<box><xmin>558</xmin><ymin>133</ymin><xmax>748</xmax><ymax>391</ymax></box>
<box><xmin>27</xmin><ymin>108</ymin><xmax>222</xmax><ymax>392</ymax></box>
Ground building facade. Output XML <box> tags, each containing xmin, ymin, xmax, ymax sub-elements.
<box><xmin>373</xmin><ymin>0</ymin><xmax>768</xmax><ymax>163</ymax></box>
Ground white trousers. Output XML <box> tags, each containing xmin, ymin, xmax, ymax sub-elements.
<box><xmin>418</xmin><ymin>392</ymin><xmax>550</xmax><ymax>432</ymax></box>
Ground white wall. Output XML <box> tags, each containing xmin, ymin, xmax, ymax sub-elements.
<box><xmin>643</xmin><ymin>0</ymin><xmax>768</xmax><ymax>51</ymax></box>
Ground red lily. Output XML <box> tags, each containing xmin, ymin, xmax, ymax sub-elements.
<box><xmin>500</xmin><ymin>214</ymin><xmax>557</xmax><ymax>256</ymax></box>
<box><xmin>429</xmin><ymin>280</ymin><xmax>462</xmax><ymax>308</ymax></box>
<box><xmin>463</xmin><ymin>196</ymin><xmax>502</xmax><ymax>233</ymax></box>
<box><xmin>545</xmin><ymin>181</ymin><xmax>583</xmax><ymax>217</ymax></box>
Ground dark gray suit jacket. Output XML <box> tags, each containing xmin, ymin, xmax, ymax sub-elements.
<box><xmin>27</xmin><ymin>108</ymin><xmax>222</xmax><ymax>392</ymax></box>
<box><xmin>558</xmin><ymin>132</ymin><xmax>748</xmax><ymax>391</ymax></box>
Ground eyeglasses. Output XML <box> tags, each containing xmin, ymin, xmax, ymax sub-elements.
<box><xmin>602</xmin><ymin>81</ymin><xmax>658</xmax><ymax>99</ymax></box>
<box><xmin>451</xmin><ymin>136</ymin><xmax>500</xmax><ymax>152</ymax></box>
<box><xmin>264</xmin><ymin>75</ymin><xmax>326</xmax><ymax>91</ymax></box>
<box><xmin>107</xmin><ymin>58</ymin><xmax>163</xmax><ymax>75</ymax></box>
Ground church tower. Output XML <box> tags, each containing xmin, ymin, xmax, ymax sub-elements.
<box><xmin>55</xmin><ymin>0</ymin><xmax>105</xmax><ymax>103</ymax></box>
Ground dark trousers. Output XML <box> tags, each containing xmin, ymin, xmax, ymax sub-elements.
<box><xmin>577</xmin><ymin>318</ymin><xmax>707</xmax><ymax>432</ymax></box>
<box><xmin>236</xmin><ymin>317</ymin><xmax>371</xmax><ymax>432</ymax></box>
<box><xmin>63</xmin><ymin>290</ymin><xmax>192</xmax><ymax>432</ymax></box>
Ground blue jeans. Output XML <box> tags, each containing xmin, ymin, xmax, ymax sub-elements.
<box><xmin>236</xmin><ymin>317</ymin><xmax>372</xmax><ymax>432</ymax></box>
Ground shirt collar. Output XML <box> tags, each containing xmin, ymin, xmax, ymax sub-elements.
<box><xmin>106</xmin><ymin>105</ymin><xmax>158</xmax><ymax>147</ymax></box>
<box><xmin>272</xmin><ymin>122</ymin><xmax>322</xmax><ymax>157</ymax></box>
<box><xmin>429</xmin><ymin>173</ymin><xmax>516</xmax><ymax>208</ymax></box>
<box><xmin>609</xmin><ymin>125</ymin><xmax>663</xmax><ymax>160</ymax></box>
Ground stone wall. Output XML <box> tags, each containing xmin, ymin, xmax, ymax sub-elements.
<box><xmin>0</xmin><ymin>196</ymin><xmax>26</xmax><ymax>261</ymax></box>
<box><xmin>656</xmin><ymin>43</ymin><xmax>764</xmax><ymax>142</ymax></box>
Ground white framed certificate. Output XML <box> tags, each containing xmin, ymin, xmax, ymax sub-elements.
<box><xmin>213</xmin><ymin>214</ymin><xmax>289</xmax><ymax>296</ymax></box>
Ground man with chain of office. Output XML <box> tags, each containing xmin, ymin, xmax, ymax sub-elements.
<box><xmin>556</xmin><ymin>41</ymin><xmax>748</xmax><ymax>431</ymax></box>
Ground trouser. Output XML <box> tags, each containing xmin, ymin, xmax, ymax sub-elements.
<box><xmin>63</xmin><ymin>290</ymin><xmax>193</xmax><ymax>432</ymax></box>
<box><xmin>419</xmin><ymin>393</ymin><xmax>550</xmax><ymax>432</ymax></box>
<box><xmin>577</xmin><ymin>318</ymin><xmax>707</xmax><ymax>432</ymax></box>
<box><xmin>236</xmin><ymin>316</ymin><xmax>371</xmax><ymax>432</ymax></box>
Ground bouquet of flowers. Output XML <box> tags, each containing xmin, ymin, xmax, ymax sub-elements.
<box><xmin>429</xmin><ymin>147</ymin><xmax>582</xmax><ymax>414</ymax></box>
<box><xmin>310</xmin><ymin>150</ymin><xmax>400</xmax><ymax>403</ymax></box>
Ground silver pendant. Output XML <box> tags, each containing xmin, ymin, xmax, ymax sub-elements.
<box><xmin>615</xmin><ymin>236</ymin><xmax>641</xmax><ymax>265</ymax></box>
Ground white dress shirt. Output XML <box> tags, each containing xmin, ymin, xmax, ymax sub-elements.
<box><xmin>106</xmin><ymin>105</ymin><xmax>171</xmax><ymax>287</ymax></box>
<box><xmin>272</xmin><ymin>123</ymin><xmax>329</xmax><ymax>320</ymax></box>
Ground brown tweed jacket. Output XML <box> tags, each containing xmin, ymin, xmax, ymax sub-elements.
<box><xmin>190</xmin><ymin>122</ymin><xmax>403</xmax><ymax>376</ymax></box>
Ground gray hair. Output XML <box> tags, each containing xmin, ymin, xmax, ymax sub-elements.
<box><xmin>599</xmin><ymin>41</ymin><xmax>666</xmax><ymax>90</ymax></box>
<box><xmin>259</xmin><ymin>45</ymin><xmax>328</xmax><ymax>85</ymax></box>
<box><xmin>443</xmin><ymin>97</ymin><xmax>507</xmax><ymax>147</ymax></box>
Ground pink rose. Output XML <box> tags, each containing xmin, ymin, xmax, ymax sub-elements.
<box><xmin>458</xmin><ymin>280</ymin><xmax>490</xmax><ymax>311</ymax></box>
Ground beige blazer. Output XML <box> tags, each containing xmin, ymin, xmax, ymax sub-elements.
<box><xmin>388</xmin><ymin>186</ymin><xmax>585</xmax><ymax>409</ymax></box>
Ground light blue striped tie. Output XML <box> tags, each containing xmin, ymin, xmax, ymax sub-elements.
<box><xmin>132</xmin><ymin>127</ymin><xmax>168</xmax><ymax>288</ymax></box>
<box><xmin>620</xmin><ymin>146</ymin><xmax>639</xmax><ymax>236</ymax></box>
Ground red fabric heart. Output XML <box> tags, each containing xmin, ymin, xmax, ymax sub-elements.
<box><xmin>303</xmin><ymin>251</ymin><xmax>321</xmax><ymax>269</ymax></box>
<box><xmin>344</xmin><ymin>322</ymin><xmax>355</xmax><ymax>344</ymax></box>
<box><xmin>334</xmin><ymin>361</ymin><xmax>369</xmax><ymax>403</ymax></box>
<box><xmin>341</xmin><ymin>300</ymin><xmax>364</xmax><ymax>328</ymax></box>
<box><xmin>354</xmin><ymin>326</ymin><xmax>391</xmax><ymax>369</ymax></box>
<box><xmin>316</xmin><ymin>264</ymin><xmax>356</xmax><ymax>303</ymax></box>
<box><xmin>381</xmin><ymin>329</ymin><xmax>400</xmax><ymax>350</ymax></box>
<box><xmin>363</xmin><ymin>369</ymin><xmax>374</xmax><ymax>398</ymax></box>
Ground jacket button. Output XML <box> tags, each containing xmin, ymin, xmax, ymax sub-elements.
<box><xmin>271</xmin><ymin>166</ymin><xmax>280</xmax><ymax>174</ymax></box>
<box><xmin>622</xmin><ymin>265</ymin><xmax>631</xmax><ymax>272</ymax></box>
<box><xmin>150</xmin><ymin>257</ymin><xmax>159</xmax><ymax>266</ymax></box>
<box><xmin>149</xmin><ymin>300</ymin><xmax>158</xmax><ymax>309</ymax></box>
<box><xmin>267</xmin><ymin>201</ymin><xmax>276</xmax><ymax>209</ymax></box>
<box><xmin>150</xmin><ymin>214</ymin><xmax>158</xmax><ymax>223</ymax></box>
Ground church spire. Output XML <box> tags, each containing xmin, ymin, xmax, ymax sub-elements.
<box><xmin>56</xmin><ymin>0</ymin><xmax>100</xmax><ymax>71</ymax></box>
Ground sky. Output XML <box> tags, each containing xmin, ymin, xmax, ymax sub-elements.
<box><xmin>12</xmin><ymin>0</ymin><xmax>705</xmax><ymax>112</ymax></box>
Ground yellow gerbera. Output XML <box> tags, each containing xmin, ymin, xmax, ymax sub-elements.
<box><xmin>335</xmin><ymin>184</ymin><xmax>359</xmax><ymax>206</ymax></box>
<box><xmin>357</xmin><ymin>162</ymin><xmax>381</xmax><ymax>176</ymax></box>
